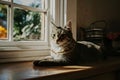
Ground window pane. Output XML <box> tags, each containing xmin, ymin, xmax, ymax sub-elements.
<box><xmin>0</xmin><ymin>4</ymin><xmax>8</xmax><ymax>40</ymax></box>
<box><xmin>13</xmin><ymin>0</ymin><xmax>43</xmax><ymax>9</ymax></box>
<box><xmin>13</xmin><ymin>8</ymin><xmax>44</xmax><ymax>41</ymax></box>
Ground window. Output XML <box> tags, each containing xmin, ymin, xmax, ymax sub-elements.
<box><xmin>0</xmin><ymin>0</ymin><xmax>67</xmax><ymax>62</ymax></box>
<box><xmin>0</xmin><ymin>0</ymin><xmax>49</xmax><ymax>50</ymax></box>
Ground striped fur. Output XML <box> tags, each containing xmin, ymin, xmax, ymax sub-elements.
<box><xmin>33</xmin><ymin>21</ymin><xmax>104</xmax><ymax>66</ymax></box>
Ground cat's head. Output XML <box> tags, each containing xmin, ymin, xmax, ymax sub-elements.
<box><xmin>51</xmin><ymin>21</ymin><xmax>74</xmax><ymax>44</ymax></box>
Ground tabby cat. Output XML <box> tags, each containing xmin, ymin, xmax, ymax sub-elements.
<box><xmin>33</xmin><ymin>21</ymin><xmax>104</xmax><ymax>66</ymax></box>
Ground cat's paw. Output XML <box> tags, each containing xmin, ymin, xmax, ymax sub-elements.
<box><xmin>33</xmin><ymin>56</ymin><xmax>55</xmax><ymax>66</ymax></box>
<box><xmin>33</xmin><ymin>59</ymin><xmax>54</xmax><ymax>66</ymax></box>
<box><xmin>33</xmin><ymin>60</ymin><xmax>42</xmax><ymax>66</ymax></box>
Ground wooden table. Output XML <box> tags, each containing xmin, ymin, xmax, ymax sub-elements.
<box><xmin>0</xmin><ymin>57</ymin><xmax>120</xmax><ymax>80</ymax></box>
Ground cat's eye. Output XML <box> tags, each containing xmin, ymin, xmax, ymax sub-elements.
<box><xmin>52</xmin><ymin>34</ymin><xmax>56</xmax><ymax>38</ymax></box>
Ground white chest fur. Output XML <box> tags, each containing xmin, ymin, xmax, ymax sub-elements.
<box><xmin>50</xmin><ymin>41</ymin><xmax>66</xmax><ymax>61</ymax></box>
<box><xmin>50</xmin><ymin>41</ymin><xmax>64</xmax><ymax>53</ymax></box>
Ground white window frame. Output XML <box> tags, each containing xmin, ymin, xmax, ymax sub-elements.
<box><xmin>0</xmin><ymin>0</ymin><xmax>67</xmax><ymax>63</ymax></box>
<box><xmin>0</xmin><ymin>0</ymin><xmax>49</xmax><ymax>50</ymax></box>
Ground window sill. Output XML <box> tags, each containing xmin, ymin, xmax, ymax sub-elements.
<box><xmin>0</xmin><ymin>57</ymin><xmax>120</xmax><ymax>80</ymax></box>
<box><xmin>0</xmin><ymin>48</ymin><xmax>50</xmax><ymax>63</ymax></box>
<box><xmin>0</xmin><ymin>45</ymin><xmax>50</xmax><ymax>51</ymax></box>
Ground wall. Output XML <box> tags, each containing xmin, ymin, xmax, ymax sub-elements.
<box><xmin>77</xmin><ymin>0</ymin><xmax>120</xmax><ymax>40</ymax></box>
<box><xmin>67</xmin><ymin>0</ymin><xmax>120</xmax><ymax>40</ymax></box>
<box><xmin>67</xmin><ymin>0</ymin><xmax>77</xmax><ymax>40</ymax></box>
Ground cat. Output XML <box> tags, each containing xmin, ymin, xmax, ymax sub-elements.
<box><xmin>33</xmin><ymin>21</ymin><xmax>104</xmax><ymax>66</ymax></box>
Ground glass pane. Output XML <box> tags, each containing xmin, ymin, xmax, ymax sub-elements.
<box><xmin>0</xmin><ymin>4</ymin><xmax>8</xmax><ymax>40</ymax></box>
<box><xmin>13</xmin><ymin>0</ymin><xmax>43</xmax><ymax>9</ymax></box>
<box><xmin>13</xmin><ymin>7</ymin><xmax>44</xmax><ymax>41</ymax></box>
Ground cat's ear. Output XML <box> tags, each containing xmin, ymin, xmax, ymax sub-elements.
<box><xmin>65</xmin><ymin>21</ymin><xmax>72</xmax><ymax>31</ymax></box>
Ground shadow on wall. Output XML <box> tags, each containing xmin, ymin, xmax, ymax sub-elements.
<box><xmin>108</xmin><ymin>20</ymin><xmax>120</xmax><ymax>32</ymax></box>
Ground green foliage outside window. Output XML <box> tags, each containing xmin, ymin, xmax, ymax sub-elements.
<box><xmin>0</xmin><ymin>1</ymin><xmax>42</xmax><ymax>41</ymax></box>
<box><xmin>13</xmin><ymin>8</ymin><xmax>41</xmax><ymax>41</ymax></box>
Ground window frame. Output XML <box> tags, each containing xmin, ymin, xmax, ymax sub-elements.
<box><xmin>0</xmin><ymin>0</ymin><xmax>67</xmax><ymax>63</ymax></box>
<box><xmin>0</xmin><ymin>0</ymin><xmax>50</xmax><ymax>50</ymax></box>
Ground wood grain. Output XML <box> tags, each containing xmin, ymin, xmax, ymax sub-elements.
<box><xmin>0</xmin><ymin>57</ymin><xmax>120</xmax><ymax>80</ymax></box>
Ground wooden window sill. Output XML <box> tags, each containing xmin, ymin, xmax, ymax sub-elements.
<box><xmin>0</xmin><ymin>57</ymin><xmax>120</xmax><ymax>80</ymax></box>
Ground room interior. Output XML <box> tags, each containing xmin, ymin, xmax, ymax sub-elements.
<box><xmin>77</xmin><ymin>0</ymin><xmax>120</xmax><ymax>56</ymax></box>
<box><xmin>0</xmin><ymin>0</ymin><xmax>120</xmax><ymax>80</ymax></box>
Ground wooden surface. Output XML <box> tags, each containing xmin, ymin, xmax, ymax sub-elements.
<box><xmin>0</xmin><ymin>57</ymin><xmax>120</xmax><ymax>80</ymax></box>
